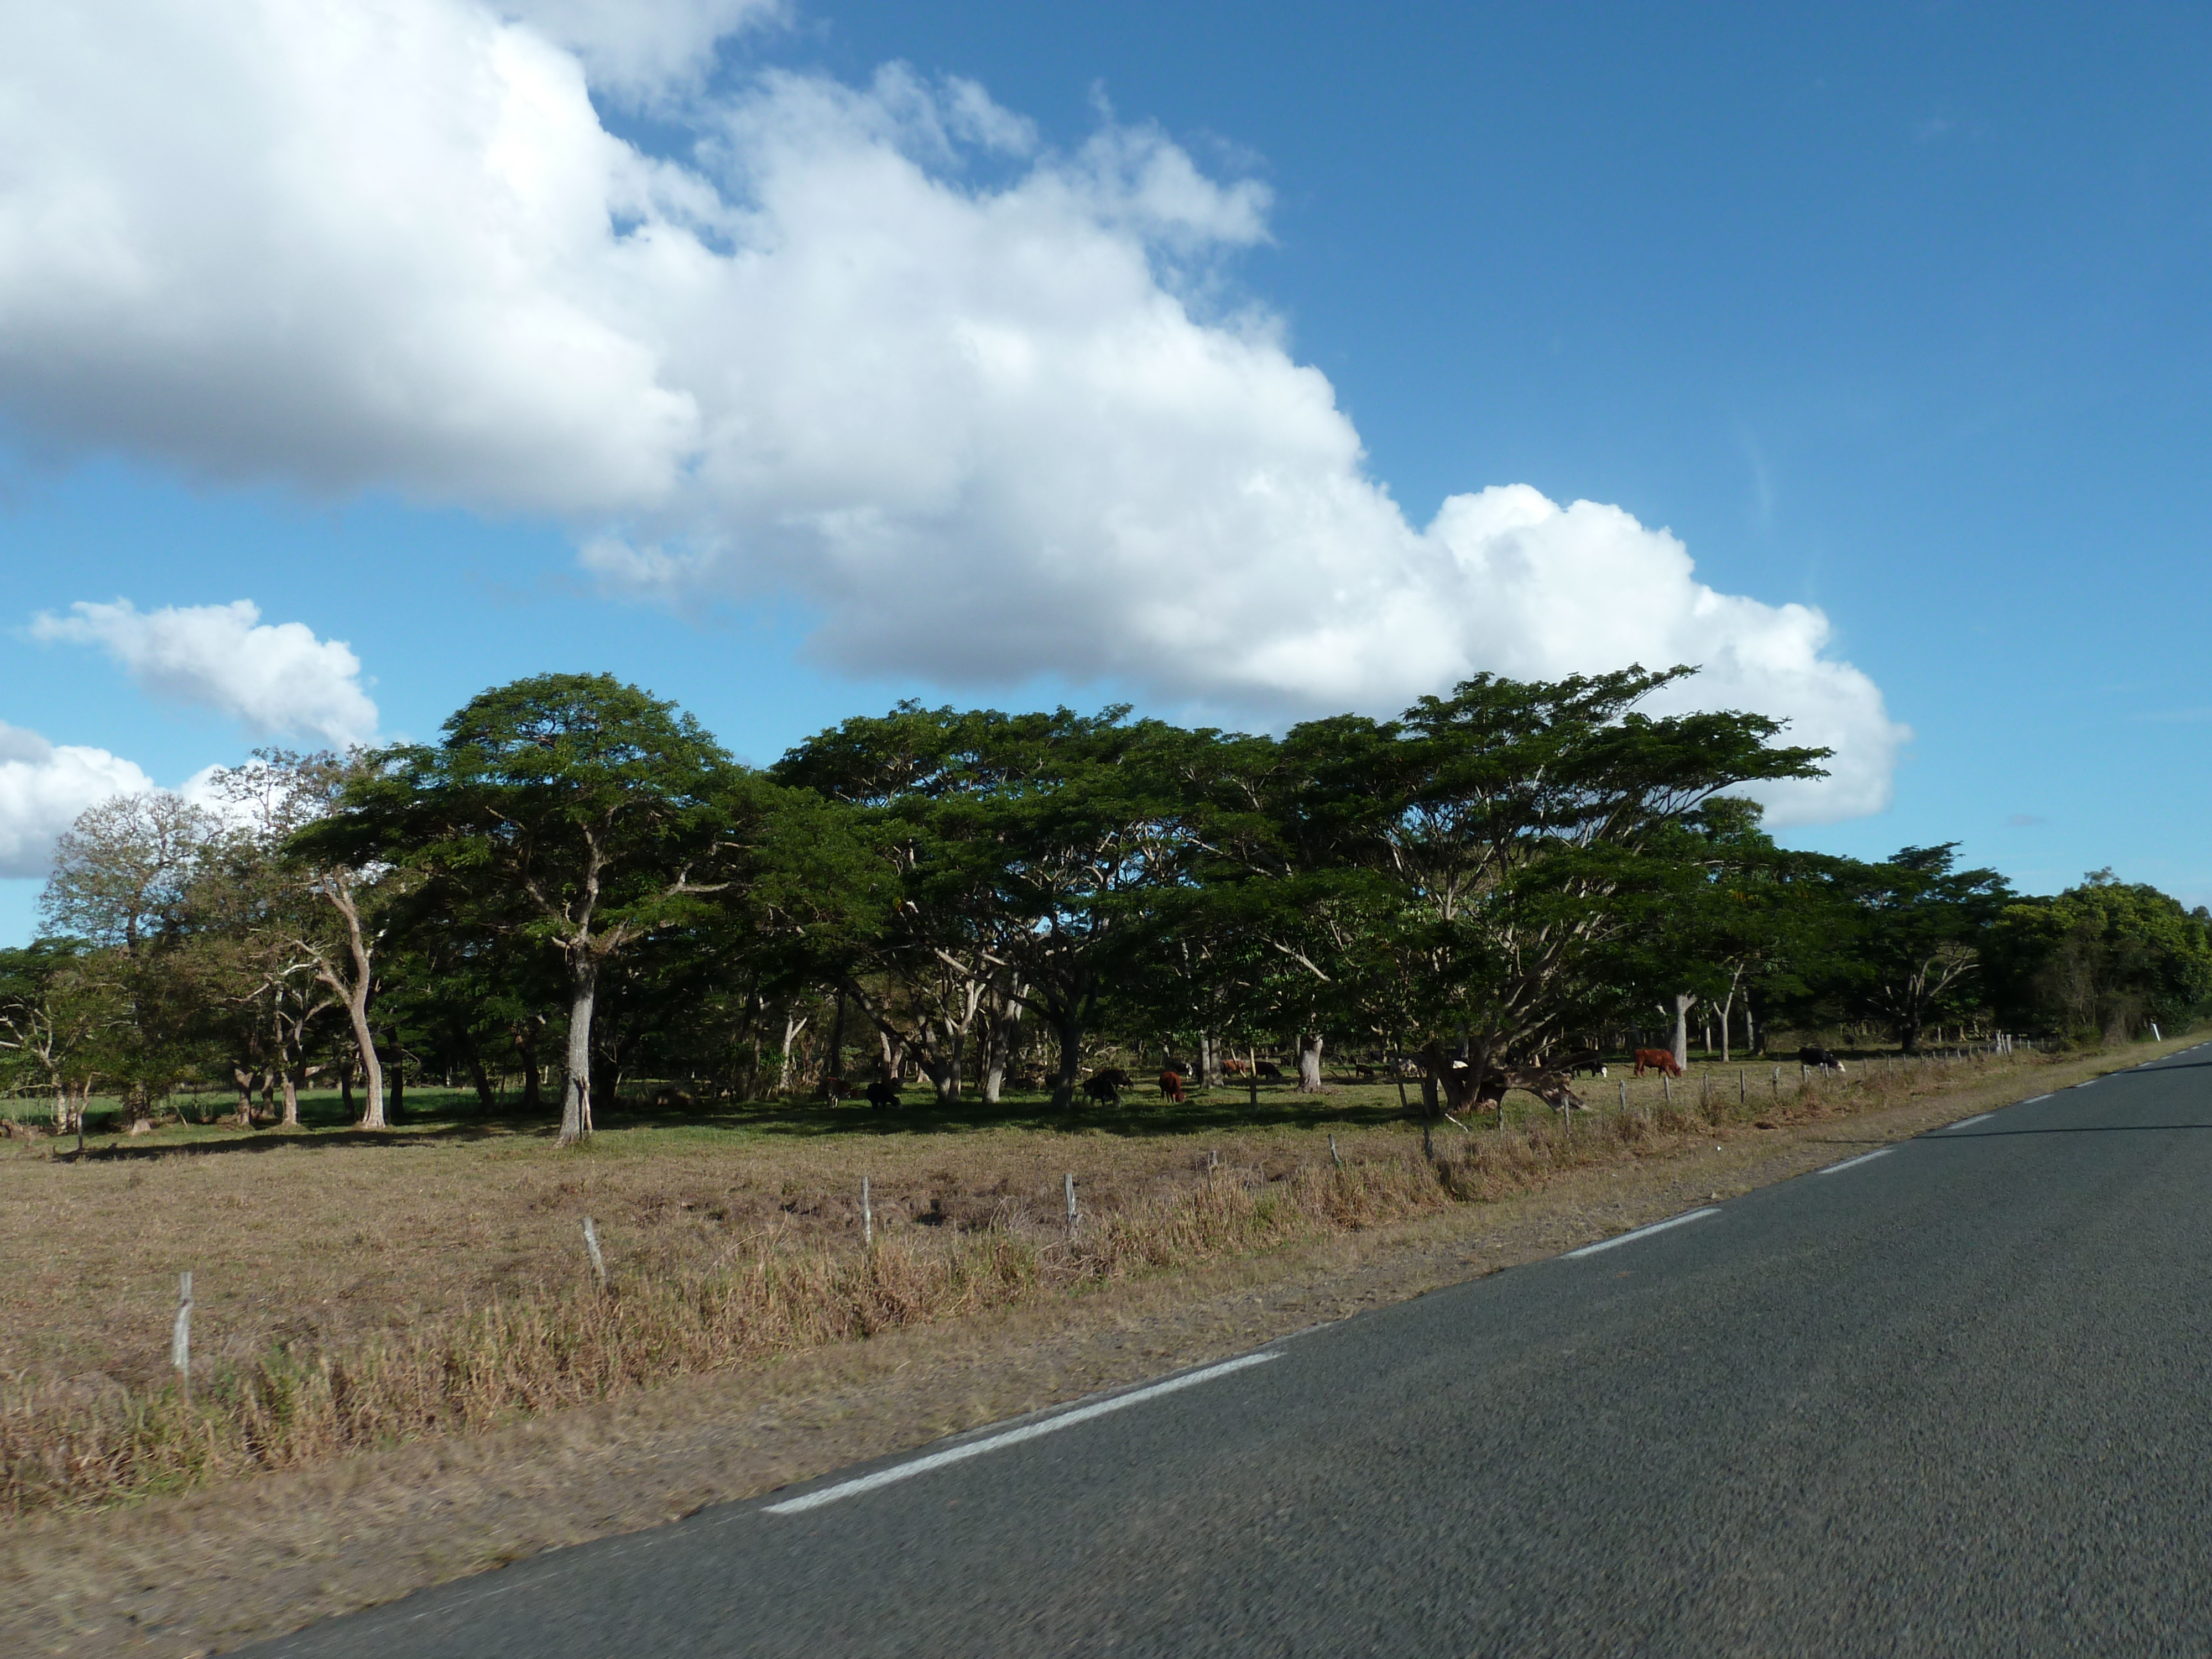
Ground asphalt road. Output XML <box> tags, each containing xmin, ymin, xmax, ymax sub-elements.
<box><xmin>254</xmin><ymin>1046</ymin><xmax>2212</xmax><ymax>1657</ymax></box>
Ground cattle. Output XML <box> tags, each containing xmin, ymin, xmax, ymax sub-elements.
<box><xmin>1222</xmin><ymin>1057</ymin><xmax>1251</xmax><ymax>1077</ymax></box>
<box><xmin>1252</xmin><ymin>1060</ymin><xmax>1284</xmax><ymax>1081</ymax></box>
<box><xmin>863</xmin><ymin>1077</ymin><xmax>902</xmax><ymax>1109</ymax></box>
<box><xmin>1798</xmin><ymin>1046</ymin><xmax>1846</xmax><ymax>1073</ymax></box>
<box><xmin>821</xmin><ymin>1074</ymin><xmax>846</xmax><ymax>1105</ymax></box>
<box><xmin>1157</xmin><ymin>1068</ymin><xmax>1187</xmax><ymax>1103</ymax></box>
<box><xmin>1631</xmin><ymin>1048</ymin><xmax>1684</xmax><ymax>1078</ymax></box>
<box><xmin>1559</xmin><ymin>1050</ymin><xmax>1609</xmax><ymax>1078</ymax></box>
<box><xmin>1469</xmin><ymin>1067</ymin><xmax>1588</xmax><ymax>1114</ymax></box>
<box><xmin>1082</xmin><ymin>1067</ymin><xmax>1133</xmax><ymax>1105</ymax></box>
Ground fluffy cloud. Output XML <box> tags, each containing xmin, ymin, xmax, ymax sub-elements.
<box><xmin>502</xmin><ymin>0</ymin><xmax>779</xmax><ymax>101</ymax></box>
<box><xmin>32</xmin><ymin>601</ymin><xmax>379</xmax><ymax>747</ymax></box>
<box><xmin>0</xmin><ymin>723</ymin><xmax>156</xmax><ymax>880</ymax></box>
<box><xmin>0</xmin><ymin>0</ymin><xmax>1906</xmax><ymax>823</ymax></box>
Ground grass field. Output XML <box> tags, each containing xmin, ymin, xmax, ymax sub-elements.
<box><xmin>0</xmin><ymin>1046</ymin><xmax>2099</xmax><ymax>1511</ymax></box>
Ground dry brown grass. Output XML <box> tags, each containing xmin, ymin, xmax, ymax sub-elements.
<box><xmin>0</xmin><ymin>1045</ymin><xmax>2088</xmax><ymax>1513</ymax></box>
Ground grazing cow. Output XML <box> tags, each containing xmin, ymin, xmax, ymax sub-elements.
<box><xmin>1560</xmin><ymin>1050</ymin><xmax>1609</xmax><ymax>1078</ymax></box>
<box><xmin>1470</xmin><ymin>1068</ymin><xmax>1588</xmax><ymax>1114</ymax></box>
<box><xmin>1082</xmin><ymin>1067</ymin><xmax>1133</xmax><ymax>1105</ymax></box>
<box><xmin>1157</xmin><ymin>1068</ymin><xmax>1187</xmax><ymax>1103</ymax></box>
<box><xmin>1253</xmin><ymin>1061</ymin><xmax>1284</xmax><ymax>1081</ymax></box>
<box><xmin>1222</xmin><ymin>1057</ymin><xmax>1251</xmax><ymax>1077</ymax></box>
<box><xmin>1631</xmin><ymin>1048</ymin><xmax>1684</xmax><ymax>1078</ymax></box>
<box><xmin>863</xmin><ymin>1077</ymin><xmax>902</xmax><ymax>1109</ymax></box>
<box><xmin>1798</xmin><ymin>1046</ymin><xmax>1846</xmax><ymax>1073</ymax></box>
<box><xmin>821</xmin><ymin>1074</ymin><xmax>846</xmax><ymax>1105</ymax></box>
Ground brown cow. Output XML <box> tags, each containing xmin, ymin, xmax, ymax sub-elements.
<box><xmin>1157</xmin><ymin>1068</ymin><xmax>1186</xmax><ymax>1103</ymax></box>
<box><xmin>1631</xmin><ymin>1048</ymin><xmax>1683</xmax><ymax>1078</ymax></box>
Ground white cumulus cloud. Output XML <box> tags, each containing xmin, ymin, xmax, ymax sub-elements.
<box><xmin>0</xmin><ymin>0</ymin><xmax>1906</xmax><ymax>824</ymax></box>
<box><xmin>0</xmin><ymin>722</ymin><xmax>157</xmax><ymax>880</ymax></box>
<box><xmin>32</xmin><ymin>600</ymin><xmax>379</xmax><ymax>748</ymax></box>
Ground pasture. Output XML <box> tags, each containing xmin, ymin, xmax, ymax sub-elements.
<box><xmin>0</xmin><ymin>1042</ymin><xmax>2107</xmax><ymax>1513</ymax></box>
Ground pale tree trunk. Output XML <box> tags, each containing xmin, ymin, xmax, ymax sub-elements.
<box><xmin>273</xmin><ymin>1003</ymin><xmax>300</xmax><ymax>1127</ymax></box>
<box><xmin>560</xmin><ymin>954</ymin><xmax>598</xmax><ymax>1147</ymax></box>
<box><xmin>1671</xmin><ymin>993</ymin><xmax>1694</xmax><ymax>1071</ymax></box>
<box><xmin>1199</xmin><ymin>1032</ymin><xmax>1220</xmax><ymax>1088</ymax></box>
<box><xmin>309</xmin><ymin>875</ymin><xmax>384</xmax><ymax>1129</ymax></box>
<box><xmin>1718</xmin><ymin>992</ymin><xmax>1734</xmax><ymax>1064</ymax></box>
<box><xmin>1295</xmin><ymin>1031</ymin><xmax>1326</xmax><ymax>1093</ymax></box>
<box><xmin>777</xmin><ymin>1010</ymin><xmax>809</xmax><ymax>1096</ymax></box>
<box><xmin>980</xmin><ymin>982</ymin><xmax>1025</xmax><ymax>1107</ymax></box>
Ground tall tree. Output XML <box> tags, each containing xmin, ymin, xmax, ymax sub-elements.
<box><xmin>315</xmin><ymin>675</ymin><xmax>753</xmax><ymax>1144</ymax></box>
<box><xmin>1844</xmin><ymin>844</ymin><xmax>2011</xmax><ymax>1052</ymax></box>
<box><xmin>1198</xmin><ymin>668</ymin><xmax>1829</xmax><ymax>1121</ymax></box>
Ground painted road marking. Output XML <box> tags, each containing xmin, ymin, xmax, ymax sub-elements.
<box><xmin>1566</xmin><ymin>1207</ymin><xmax>1720</xmax><ymax>1259</ymax></box>
<box><xmin>2022</xmin><ymin>1094</ymin><xmax>2052</xmax><ymax>1104</ymax></box>
<box><xmin>765</xmin><ymin>1352</ymin><xmax>1282</xmax><ymax>1514</ymax></box>
<box><xmin>1945</xmin><ymin>1113</ymin><xmax>1994</xmax><ymax>1130</ymax></box>
<box><xmin>1817</xmin><ymin>1147</ymin><xmax>1895</xmax><ymax>1176</ymax></box>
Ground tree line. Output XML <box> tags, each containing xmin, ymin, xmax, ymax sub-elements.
<box><xmin>5</xmin><ymin>667</ymin><xmax>2208</xmax><ymax>1142</ymax></box>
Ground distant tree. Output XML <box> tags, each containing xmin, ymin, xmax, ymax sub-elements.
<box><xmin>1194</xmin><ymin>667</ymin><xmax>1828</xmax><ymax>1124</ymax></box>
<box><xmin>1985</xmin><ymin>871</ymin><xmax>2212</xmax><ymax>1042</ymax></box>
<box><xmin>1843</xmin><ymin>844</ymin><xmax>2012</xmax><ymax>1052</ymax></box>
<box><xmin>39</xmin><ymin>792</ymin><xmax>226</xmax><ymax>1127</ymax></box>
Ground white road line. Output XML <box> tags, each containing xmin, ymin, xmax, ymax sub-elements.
<box><xmin>765</xmin><ymin>1352</ymin><xmax>1281</xmax><ymax>1515</ymax></box>
<box><xmin>1945</xmin><ymin>1112</ymin><xmax>1994</xmax><ymax>1130</ymax></box>
<box><xmin>2022</xmin><ymin>1094</ymin><xmax>2052</xmax><ymax>1104</ymax></box>
<box><xmin>1817</xmin><ymin>1147</ymin><xmax>1895</xmax><ymax>1176</ymax></box>
<box><xmin>1566</xmin><ymin>1207</ymin><xmax>1719</xmax><ymax>1259</ymax></box>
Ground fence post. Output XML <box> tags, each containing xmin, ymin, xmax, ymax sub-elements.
<box><xmin>171</xmin><ymin>1271</ymin><xmax>193</xmax><ymax>1406</ymax></box>
<box><xmin>1618</xmin><ymin>1079</ymin><xmax>1628</xmax><ymax>1115</ymax></box>
<box><xmin>862</xmin><ymin>1175</ymin><xmax>873</xmax><ymax>1248</ymax></box>
<box><xmin>1739</xmin><ymin>1070</ymin><xmax>1746</xmax><ymax>1108</ymax></box>
<box><xmin>1771</xmin><ymin>1066</ymin><xmax>1780</xmax><ymax>1100</ymax></box>
<box><xmin>1065</xmin><ymin>1172</ymin><xmax>1078</xmax><ymax>1242</ymax></box>
<box><xmin>1328</xmin><ymin>1134</ymin><xmax>1344</xmax><ymax>1169</ymax></box>
<box><xmin>1662</xmin><ymin>1074</ymin><xmax>1672</xmax><ymax>1110</ymax></box>
<box><xmin>581</xmin><ymin>1217</ymin><xmax>607</xmax><ymax>1289</ymax></box>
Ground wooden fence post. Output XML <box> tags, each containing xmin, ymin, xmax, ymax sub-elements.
<box><xmin>862</xmin><ymin>1176</ymin><xmax>873</xmax><ymax>1248</ymax></box>
<box><xmin>581</xmin><ymin>1217</ymin><xmax>607</xmax><ymax>1289</ymax></box>
<box><xmin>1065</xmin><ymin>1172</ymin><xmax>1078</xmax><ymax>1242</ymax></box>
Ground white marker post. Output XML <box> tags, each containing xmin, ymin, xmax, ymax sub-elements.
<box><xmin>862</xmin><ymin>1176</ymin><xmax>874</xmax><ymax>1248</ymax></box>
<box><xmin>171</xmin><ymin>1272</ymin><xmax>193</xmax><ymax>1406</ymax></box>
<box><xmin>581</xmin><ymin>1217</ymin><xmax>608</xmax><ymax>1289</ymax></box>
<box><xmin>1065</xmin><ymin>1172</ymin><xmax>1079</xmax><ymax>1242</ymax></box>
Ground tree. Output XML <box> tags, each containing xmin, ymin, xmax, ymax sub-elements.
<box><xmin>1197</xmin><ymin>667</ymin><xmax>1828</xmax><ymax>1124</ymax></box>
<box><xmin>1844</xmin><ymin>844</ymin><xmax>2011</xmax><ymax>1052</ymax></box>
<box><xmin>317</xmin><ymin>675</ymin><xmax>754</xmax><ymax>1144</ymax></box>
<box><xmin>1986</xmin><ymin>872</ymin><xmax>2212</xmax><ymax>1041</ymax></box>
<box><xmin>778</xmin><ymin>703</ymin><xmax>1205</xmax><ymax>1110</ymax></box>
<box><xmin>39</xmin><ymin>792</ymin><xmax>225</xmax><ymax>1128</ymax></box>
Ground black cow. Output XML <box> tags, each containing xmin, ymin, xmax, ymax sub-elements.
<box><xmin>1797</xmin><ymin>1045</ymin><xmax>1846</xmax><ymax>1073</ymax></box>
<box><xmin>1082</xmin><ymin>1067</ymin><xmax>1133</xmax><ymax>1105</ymax></box>
<box><xmin>1252</xmin><ymin>1060</ymin><xmax>1284</xmax><ymax>1081</ymax></box>
<box><xmin>864</xmin><ymin>1077</ymin><xmax>903</xmax><ymax>1108</ymax></box>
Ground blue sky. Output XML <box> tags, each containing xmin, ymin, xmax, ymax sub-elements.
<box><xmin>3</xmin><ymin>1</ymin><xmax>2209</xmax><ymax>943</ymax></box>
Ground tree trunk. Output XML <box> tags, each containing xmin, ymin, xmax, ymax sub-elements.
<box><xmin>778</xmin><ymin>1010</ymin><xmax>809</xmax><ymax>1096</ymax></box>
<box><xmin>1050</xmin><ymin>1008</ymin><xmax>1085</xmax><ymax>1110</ymax></box>
<box><xmin>1199</xmin><ymin>1032</ymin><xmax>1220</xmax><ymax>1089</ymax></box>
<box><xmin>516</xmin><ymin>1025</ymin><xmax>541</xmax><ymax>1112</ymax></box>
<box><xmin>280</xmin><ymin>1063</ymin><xmax>300</xmax><ymax>1128</ymax></box>
<box><xmin>465</xmin><ymin>1043</ymin><xmax>495</xmax><ymax>1110</ymax></box>
<box><xmin>1671</xmin><ymin>993</ymin><xmax>1694</xmax><ymax>1071</ymax></box>
<box><xmin>560</xmin><ymin>954</ymin><xmax>598</xmax><ymax>1146</ymax></box>
<box><xmin>1718</xmin><ymin>990</ymin><xmax>1735</xmax><ymax>1065</ymax></box>
<box><xmin>1295</xmin><ymin>1031</ymin><xmax>1326</xmax><ymax>1093</ymax></box>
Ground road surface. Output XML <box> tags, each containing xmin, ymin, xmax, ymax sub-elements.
<box><xmin>253</xmin><ymin>1045</ymin><xmax>2212</xmax><ymax>1656</ymax></box>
